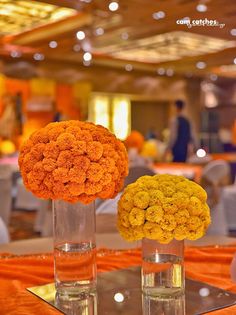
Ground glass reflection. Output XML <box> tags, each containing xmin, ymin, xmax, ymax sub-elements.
<box><xmin>142</xmin><ymin>294</ymin><xmax>186</xmax><ymax>315</ymax></box>
<box><xmin>55</xmin><ymin>291</ymin><xmax>97</xmax><ymax>315</ymax></box>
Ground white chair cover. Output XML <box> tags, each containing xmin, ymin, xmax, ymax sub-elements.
<box><xmin>221</xmin><ymin>185</ymin><xmax>236</xmax><ymax>231</ymax></box>
<box><xmin>0</xmin><ymin>165</ymin><xmax>12</xmax><ymax>225</ymax></box>
<box><xmin>202</xmin><ymin>160</ymin><xmax>230</xmax><ymax>236</ymax></box>
<box><xmin>0</xmin><ymin>217</ymin><xmax>9</xmax><ymax>244</ymax></box>
<box><xmin>15</xmin><ymin>178</ymin><xmax>41</xmax><ymax>210</ymax></box>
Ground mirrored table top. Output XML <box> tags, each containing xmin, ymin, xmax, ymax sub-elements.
<box><xmin>28</xmin><ymin>267</ymin><xmax>236</xmax><ymax>315</ymax></box>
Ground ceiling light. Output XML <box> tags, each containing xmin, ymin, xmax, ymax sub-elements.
<box><xmin>196</xmin><ymin>61</ymin><xmax>206</xmax><ymax>69</ymax></box>
<box><xmin>152</xmin><ymin>11</ymin><xmax>165</xmax><ymax>20</ymax></box>
<box><xmin>230</xmin><ymin>29</ymin><xmax>236</xmax><ymax>36</ymax></box>
<box><xmin>73</xmin><ymin>44</ymin><xmax>80</xmax><ymax>52</ymax></box>
<box><xmin>94</xmin><ymin>27</ymin><xmax>104</xmax><ymax>36</ymax></box>
<box><xmin>109</xmin><ymin>2</ymin><xmax>119</xmax><ymax>12</ymax></box>
<box><xmin>76</xmin><ymin>31</ymin><xmax>85</xmax><ymax>40</ymax></box>
<box><xmin>157</xmin><ymin>68</ymin><xmax>165</xmax><ymax>75</ymax></box>
<box><xmin>125</xmin><ymin>64</ymin><xmax>133</xmax><ymax>71</ymax></box>
<box><xmin>196</xmin><ymin>149</ymin><xmax>206</xmax><ymax>158</ymax></box>
<box><xmin>166</xmin><ymin>68</ymin><xmax>174</xmax><ymax>76</ymax></box>
<box><xmin>10</xmin><ymin>51</ymin><xmax>22</xmax><ymax>58</ymax></box>
<box><xmin>33</xmin><ymin>53</ymin><xmax>44</xmax><ymax>61</ymax></box>
<box><xmin>114</xmin><ymin>292</ymin><xmax>124</xmax><ymax>303</ymax></box>
<box><xmin>196</xmin><ymin>4</ymin><xmax>207</xmax><ymax>12</ymax></box>
<box><xmin>81</xmin><ymin>0</ymin><xmax>92</xmax><ymax>3</ymax></box>
<box><xmin>210</xmin><ymin>74</ymin><xmax>218</xmax><ymax>81</ymax></box>
<box><xmin>83</xmin><ymin>52</ymin><xmax>92</xmax><ymax>61</ymax></box>
<box><xmin>121</xmin><ymin>32</ymin><xmax>129</xmax><ymax>40</ymax></box>
<box><xmin>49</xmin><ymin>40</ymin><xmax>57</xmax><ymax>48</ymax></box>
<box><xmin>234</xmin><ymin>58</ymin><xmax>236</xmax><ymax>65</ymax></box>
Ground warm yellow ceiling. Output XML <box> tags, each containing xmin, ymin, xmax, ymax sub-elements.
<box><xmin>0</xmin><ymin>0</ymin><xmax>76</xmax><ymax>35</ymax></box>
<box><xmin>0</xmin><ymin>0</ymin><xmax>236</xmax><ymax>78</ymax></box>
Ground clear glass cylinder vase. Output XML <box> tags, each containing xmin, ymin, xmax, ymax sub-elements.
<box><xmin>53</xmin><ymin>200</ymin><xmax>97</xmax><ymax>296</ymax></box>
<box><xmin>142</xmin><ymin>238</ymin><xmax>184</xmax><ymax>298</ymax></box>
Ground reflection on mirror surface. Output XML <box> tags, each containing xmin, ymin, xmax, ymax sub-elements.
<box><xmin>55</xmin><ymin>291</ymin><xmax>97</xmax><ymax>315</ymax></box>
<box><xmin>142</xmin><ymin>294</ymin><xmax>186</xmax><ymax>315</ymax></box>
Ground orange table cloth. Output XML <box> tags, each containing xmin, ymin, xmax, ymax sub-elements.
<box><xmin>0</xmin><ymin>246</ymin><xmax>236</xmax><ymax>315</ymax></box>
<box><xmin>153</xmin><ymin>163</ymin><xmax>203</xmax><ymax>183</ymax></box>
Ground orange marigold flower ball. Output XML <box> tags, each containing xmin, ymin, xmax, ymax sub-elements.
<box><xmin>19</xmin><ymin>120</ymin><xmax>128</xmax><ymax>204</ymax></box>
<box><xmin>124</xmin><ymin>130</ymin><xmax>144</xmax><ymax>152</ymax></box>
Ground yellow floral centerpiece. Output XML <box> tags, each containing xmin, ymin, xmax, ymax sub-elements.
<box><xmin>117</xmin><ymin>174</ymin><xmax>211</xmax><ymax>244</ymax></box>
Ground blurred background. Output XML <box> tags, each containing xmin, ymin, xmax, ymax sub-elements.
<box><xmin>0</xmin><ymin>0</ymin><xmax>236</xmax><ymax>244</ymax></box>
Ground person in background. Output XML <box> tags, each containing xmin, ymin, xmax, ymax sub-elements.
<box><xmin>0</xmin><ymin>94</ymin><xmax>16</xmax><ymax>140</ymax></box>
<box><xmin>15</xmin><ymin>91</ymin><xmax>24</xmax><ymax>135</ymax></box>
<box><xmin>165</xmin><ymin>100</ymin><xmax>196</xmax><ymax>162</ymax></box>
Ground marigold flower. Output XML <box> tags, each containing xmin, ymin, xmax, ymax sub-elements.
<box><xmin>146</xmin><ymin>205</ymin><xmax>163</xmax><ymax>223</ymax></box>
<box><xmin>174</xmin><ymin>225</ymin><xmax>188</xmax><ymax>240</ymax></box>
<box><xmin>187</xmin><ymin>196</ymin><xmax>204</xmax><ymax>216</ymax></box>
<box><xmin>133</xmin><ymin>191</ymin><xmax>150</xmax><ymax>209</ymax></box>
<box><xmin>175</xmin><ymin>210</ymin><xmax>190</xmax><ymax>225</ymax></box>
<box><xmin>158</xmin><ymin>231</ymin><xmax>173</xmax><ymax>244</ymax></box>
<box><xmin>160</xmin><ymin>214</ymin><xmax>176</xmax><ymax>231</ymax></box>
<box><xmin>19</xmin><ymin>120</ymin><xmax>128</xmax><ymax>204</ymax></box>
<box><xmin>148</xmin><ymin>190</ymin><xmax>164</xmax><ymax>206</ymax></box>
<box><xmin>117</xmin><ymin>174</ymin><xmax>210</xmax><ymax>243</ymax></box>
<box><xmin>143</xmin><ymin>222</ymin><xmax>164</xmax><ymax>240</ymax></box>
<box><xmin>129</xmin><ymin>207</ymin><xmax>145</xmax><ymax>226</ymax></box>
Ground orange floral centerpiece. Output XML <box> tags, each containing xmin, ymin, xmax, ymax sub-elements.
<box><xmin>117</xmin><ymin>174</ymin><xmax>211</xmax><ymax>297</ymax></box>
<box><xmin>18</xmin><ymin>120</ymin><xmax>128</xmax><ymax>204</ymax></box>
<box><xmin>18</xmin><ymin>120</ymin><xmax>129</xmax><ymax>295</ymax></box>
<box><xmin>125</xmin><ymin>130</ymin><xmax>144</xmax><ymax>152</ymax></box>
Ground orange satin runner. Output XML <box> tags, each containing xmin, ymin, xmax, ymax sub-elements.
<box><xmin>0</xmin><ymin>246</ymin><xmax>236</xmax><ymax>315</ymax></box>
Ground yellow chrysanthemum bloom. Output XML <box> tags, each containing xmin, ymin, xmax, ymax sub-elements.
<box><xmin>187</xmin><ymin>196</ymin><xmax>204</xmax><ymax>216</ymax></box>
<box><xmin>117</xmin><ymin>174</ymin><xmax>211</xmax><ymax>243</ymax></box>
<box><xmin>160</xmin><ymin>214</ymin><xmax>177</xmax><ymax>231</ymax></box>
<box><xmin>162</xmin><ymin>198</ymin><xmax>178</xmax><ymax>214</ymax></box>
<box><xmin>149</xmin><ymin>189</ymin><xmax>164</xmax><ymax>206</ymax></box>
<box><xmin>172</xmin><ymin>192</ymin><xmax>190</xmax><ymax>209</ymax></box>
<box><xmin>146</xmin><ymin>205</ymin><xmax>164</xmax><ymax>223</ymax></box>
<box><xmin>129</xmin><ymin>207</ymin><xmax>145</xmax><ymax>226</ymax></box>
<box><xmin>187</xmin><ymin>225</ymin><xmax>205</xmax><ymax>241</ymax></box>
<box><xmin>143</xmin><ymin>222</ymin><xmax>164</xmax><ymax>240</ymax></box>
<box><xmin>158</xmin><ymin>231</ymin><xmax>174</xmax><ymax>244</ymax></box>
<box><xmin>175</xmin><ymin>210</ymin><xmax>190</xmax><ymax>225</ymax></box>
<box><xmin>174</xmin><ymin>225</ymin><xmax>188</xmax><ymax>241</ymax></box>
<box><xmin>133</xmin><ymin>191</ymin><xmax>150</xmax><ymax>209</ymax></box>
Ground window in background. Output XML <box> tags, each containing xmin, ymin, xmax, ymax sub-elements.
<box><xmin>89</xmin><ymin>95</ymin><xmax>110</xmax><ymax>129</ymax></box>
<box><xmin>112</xmin><ymin>97</ymin><xmax>131</xmax><ymax>140</ymax></box>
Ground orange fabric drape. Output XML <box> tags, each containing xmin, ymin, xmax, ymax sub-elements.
<box><xmin>0</xmin><ymin>246</ymin><xmax>236</xmax><ymax>314</ymax></box>
<box><xmin>56</xmin><ymin>84</ymin><xmax>81</xmax><ymax>120</ymax></box>
<box><xmin>5</xmin><ymin>78</ymin><xmax>31</xmax><ymax>110</ymax></box>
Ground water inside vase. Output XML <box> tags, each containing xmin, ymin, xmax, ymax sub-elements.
<box><xmin>54</xmin><ymin>242</ymin><xmax>97</xmax><ymax>296</ymax></box>
<box><xmin>142</xmin><ymin>253</ymin><xmax>184</xmax><ymax>298</ymax></box>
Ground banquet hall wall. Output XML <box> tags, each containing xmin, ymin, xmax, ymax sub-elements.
<box><xmin>0</xmin><ymin>62</ymin><xmax>202</xmax><ymax>144</ymax></box>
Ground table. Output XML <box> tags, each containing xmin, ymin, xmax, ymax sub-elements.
<box><xmin>0</xmin><ymin>234</ymin><xmax>236</xmax><ymax>315</ymax></box>
<box><xmin>153</xmin><ymin>163</ymin><xmax>203</xmax><ymax>183</ymax></box>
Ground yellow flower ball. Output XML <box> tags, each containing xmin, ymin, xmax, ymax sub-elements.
<box><xmin>117</xmin><ymin>174</ymin><xmax>211</xmax><ymax>243</ymax></box>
